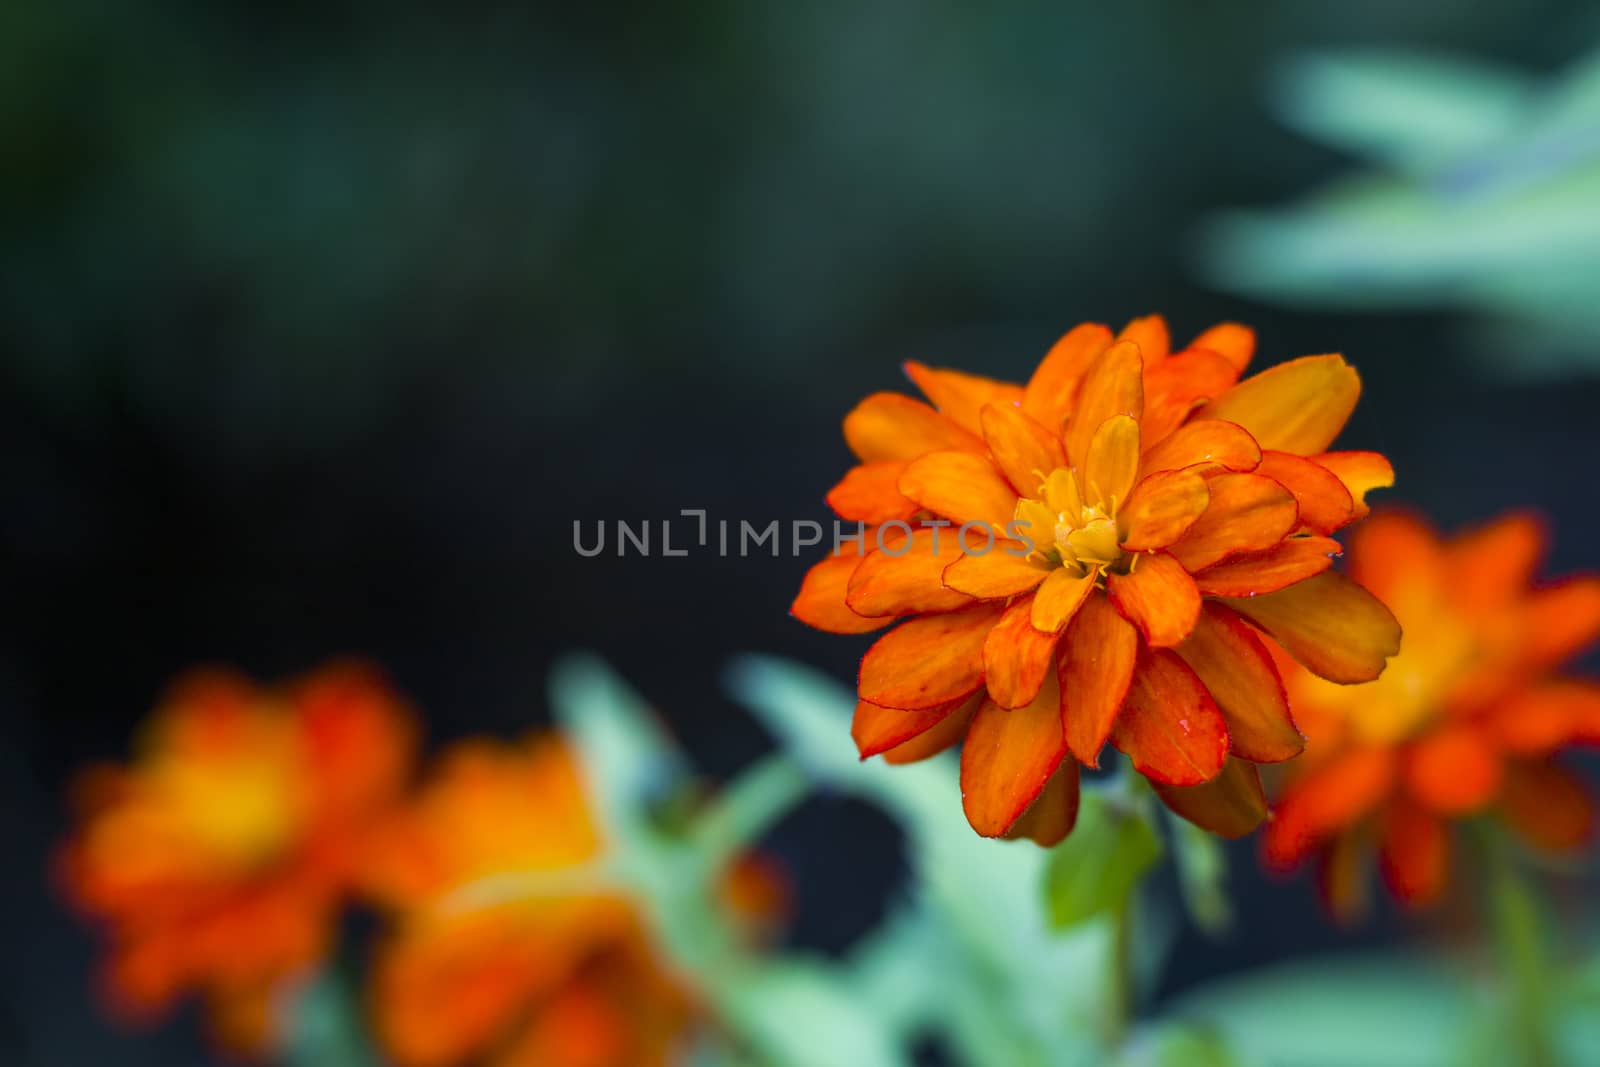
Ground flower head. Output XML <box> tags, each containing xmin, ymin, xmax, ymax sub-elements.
<box><xmin>362</xmin><ymin>734</ymin><xmax>703</xmax><ymax>1067</ymax></box>
<box><xmin>1264</xmin><ymin>509</ymin><xmax>1600</xmax><ymax>916</ymax></box>
<box><xmin>57</xmin><ymin>662</ymin><xmax>415</xmax><ymax>1054</ymax></box>
<box><xmin>793</xmin><ymin>316</ymin><xmax>1401</xmax><ymax>843</ymax></box>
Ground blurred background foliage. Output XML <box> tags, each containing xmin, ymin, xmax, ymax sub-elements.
<box><xmin>5</xmin><ymin>1</ymin><xmax>1600</xmax><ymax>1063</ymax></box>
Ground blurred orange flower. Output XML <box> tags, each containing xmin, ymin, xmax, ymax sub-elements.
<box><xmin>1264</xmin><ymin>509</ymin><xmax>1600</xmax><ymax>916</ymax></box>
<box><xmin>794</xmin><ymin>316</ymin><xmax>1400</xmax><ymax>844</ymax></box>
<box><xmin>57</xmin><ymin>661</ymin><xmax>416</xmax><ymax>1054</ymax></box>
<box><xmin>362</xmin><ymin>735</ymin><xmax>699</xmax><ymax>1067</ymax></box>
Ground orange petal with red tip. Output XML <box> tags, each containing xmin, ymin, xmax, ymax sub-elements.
<box><xmin>1312</xmin><ymin>451</ymin><xmax>1393</xmax><ymax>520</ymax></box>
<box><xmin>1138</xmin><ymin>419</ymin><xmax>1262</xmax><ymax>478</ymax></box>
<box><xmin>1200</xmin><ymin>354</ymin><xmax>1360</xmax><ymax>454</ymax></box>
<box><xmin>1492</xmin><ymin>680</ymin><xmax>1600</xmax><ymax>756</ymax></box>
<box><xmin>1153</xmin><ymin>757</ymin><xmax>1268</xmax><ymax>838</ymax></box>
<box><xmin>1167</xmin><ymin>472</ymin><xmax>1298</xmax><ymax>572</ymax></box>
<box><xmin>1110</xmin><ymin>649</ymin><xmax>1229</xmax><ymax>786</ymax></box>
<box><xmin>903</xmin><ymin>361</ymin><xmax>1024</xmax><ymax>435</ymax></box>
<box><xmin>1003</xmin><ymin>760</ymin><xmax>1081</xmax><ymax>846</ymax></box>
<box><xmin>1106</xmin><ymin>552</ymin><xmax>1201</xmax><ymax>648</ymax></box>
<box><xmin>1520</xmin><ymin>576</ymin><xmax>1600</xmax><ymax>672</ymax></box>
<box><xmin>944</xmin><ymin>545</ymin><xmax>1051</xmax><ymax>600</ymax></box>
<box><xmin>1187</xmin><ymin>322</ymin><xmax>1255</xmax><ymax>372</ymax></box>
<box><xmin>1263</xmin><ymin>745</ymin><xmax>1395</xmax><ymax>869</ymax></box>
<box><xmin>1176</xmin><ymin>603</ymin><xmax>1303</xmax><ymax>762</ymax></box>
<box><xmin>846</xmin><ymin>528</ymin><xmax>977</xmax><ymax>618</ymax></box>
<box><xmin>1117</xmin><ymin>314</ymin><xmax>1170</xmax><ymax>363</ymax></box>
<box><xmin>1059</xmin><ymin>594</ymin><xmax>1138</xmax><ymax>767</ymax></box>
<box><xmin>1378</xmin><ymin>797</ymin><xmax>1448</xmax><ymax>907</ymax></box>
<box><xmin>1140</xmin><ymin>350</ymin><xmax>1240</xmax><ymax>445</ymax></box>
<box><xmin>852</xmin><ymin>695</ymin><xmax>969</xmax><ymax>759</ymax></box>
<box><xmin>1221</xmin><ymin>571</ymin><xmax>1400</xmax><ymax>685</ymax></box>
<box><xmin>1257</xmin><ymin>452</ymin><xmax>1354</xmax><ymax>534</ymax></box>
<box><xmin>792</xmin><ymin>553</ymin><xmax>891</xmax><ymax>635</ymax></box>
<box><xmin>1119</xmin><ymin>470</ymin><xmax>1209</xmax><ymax>551</ymax></box>
<box><xmin>827</xmin><ymin>462</ymin><xmax>918</xmax><ymax>523</ymax></box>
<box><xmin>844</xmin><ymin>392</ymin><xmax>985</xmax><ymax>463</ymax></box>
<box><xmin>898</xmin><ymin>450</ymin><xmax>1019</xmax><ymax>530</ymax></box>
<box><xmin>1192</xmin><ymin>536</ymin><xmax>1341</xmax><ymax>598</ymax></box>
<box><xmin>1345</xmin><ymin>507</ymin><xmax>1442</xmax><ymax>602</ymax></box>
<box><xmin>960</xmin><ymin>672</ymin><xmax>1068</xmax><ymax>837</ymax></box>
<box><xmin>1083</xmin><ymin>414</ymin><xmax>1141</xmax><ymax>512</ymax></box>
<box><xmin>882</xmin><ymin>695</ymin><xmax>981</xmax><ymax>764</ymax></box>
<box><xmin>1031</xmin><ymin>566</ymin><xmax>1096</xmax><ymax>633</ymax></box>
<box><xmin>981</xmin><ymin>403</ymin><xmax>1066</xmax><ymax>497</ymax></box>
<box><xmin>1444</xmin><ymin>511</ymin><xmax>1544</xmax><ymax>613</ymax></box>
<box><xmin>1404</xmin><ymin>724</ymin><xmax>1502</xmax><ymax>816</ymax></box>
<box><xmin>1066</xmin><ymin>340</ymin><xmax>1143</xmax><ymax>471</ymax></box>
<box><xmin>1023</xmin><ymin>322</ymin><xmax>1114</xmax><ymax>429</ymax></box>
<box><xmin>1500</xmin><ymin>761</ymin><xmax>1594</xmax><ymax>851</ymax></box>
<box><xmin>858</xmin><ymin>604</ymin><xmax>1004</xmax><ymax>710</ymax></box>
<box><xmin>984</xmin><ymin>597</ymin><xmax>1063</xmax><ymax>709</ymax></box>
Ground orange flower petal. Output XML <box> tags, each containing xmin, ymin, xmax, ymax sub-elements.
<box><xmin>826</xmin><ymin>462</ymin><xmax>918</xmax><ymax>523</ymax></box>
<box><xmin>1083</xmin><ymin>414</ymin><xmax>1141</xmax><ymax>512</ymax></box>
<box><xmin>1344</xmin><ymin>507</ymin><xmax>1442</xmax><ymax>603</ymax></box>
<box><xmin>843</xmin><ymin>392</ymin><xmax>985</xmax><ymax>463</ymax></box>
<box><xmin>1031</xmin><ymin>566</ymin><xmax>1096</xmax><ymax>634</ymax></box>
<box><xmin>903</xmin><ymin>361</ymin><xmax>1024</xmax><ymax>435</ymax></box>
<box><xmin>1153</xmin><ymin>757</ymin><xmax>1268</xmax><ymax>838</ymax></box>
<box><xmin>1003</xmin><ymin>760</ymin><xmax>1081</xmax><ymax>846</ymax></box>
<box><xmin>898</xmin><ymin>450</ymin><xmax>1019</xmax><ymax>530</ymax></box>
<box><xmin>1166</xmin><ymin>472</ymin><xmax>1298</xmax><ymax>572</ymax></box>
<box><xmin>1022</xmin><ymin>322</ymin><xmax>1114</xmax><ymax>430</ymax></box>
<box><xmin>981</xmin><ymin>402</ymin><xmax>1067</xmax><ymax>497</ymax></box>
<box><xmin>1221</xmin><ymin>571</ymin><xmax>1400</xmax><ymax>684</ymax></box>
<box><xmin>882</xmin><ymin>695</ymin><xmax>981</xmax><ymax>764</ymax></box>
<box><xmin>1318</xmin><ymin>831</ymin><xmax>1370</xmax><ymax>925</ymax></box>
<box><xmin>1499</xmin><ymin>761</ymin><xmax>1594</xmax><ymax>852</ymax></box>
<box><xmin>1312</xmin><ymin>450</ymin><xmax>1393</xmax><ymax>520</ymax></box>
<box><xmin>1059</xmin><ymin>594</ymin><xmax>1138</xmax><ymax>767</ymax></box>
<box><xmin>858</xmin><ymin>604</ymin><xmax>1004</xmax><ymax>710</ymax></box>
<box><xmin>1176</xmin><ymin>603</ymin><xmax>1303</xmax><ymax>763</ymax></box>
<box><xmin>791</xmin><ymin>553</ymin><xmax>890</xmax><ymax>635</ymax></box>
<box><xmin>1140</xmin><ymin>350</ymin><xmax>1240</xmax><ymax>445</ymax></box>
<box><xmin>852</xmin><ymin>695</ymin><xmax>969</xmax><ymax>759</ymax></box>
<box><xmin>1192</xmin><ymin>536</ymin><xmax>1341</xmax><ymax>598</ymax></box>
<box><xmin>1106</xmin><ymin>552</ymin><xmax>1201</xmax><ymax>648</ymax></box>
<box><xmin>1257</xmin><ymin>451</ymin><xmax>1354</xmax><ymax>535</ymax></box>
<box><xmin>1110</xmin><ymin>649</ymin><xmax>1229</xmax><ymax>786</ymax></box>
<box><xmin>846</xmin><ymin>528</ymin><xmax>977</xmax><ymax>617</ymax></box>
<box><xmin>1492</xmin><ymin>680</ymin><xmax>1600</xmax><ymax>756</ymax></box>
<box><xmin>1263</xmin><ymin>745</ymin><xmax>1395</xmax><ymax>869</ymax></box>
<box><xmin>1403</xmin><ymin>724</ymin><xmax>1502</xmax><ymax>816</ymax></box>
<box><xmin>1187</xmin><ymin>322</ymin><xmax>1255</xmax><ymax>372</ymax></box>
<box><xmin>983</xmin><ymin>597</ymin><xmax>1064</xmax><ymax>709</ymax></box>
<box><xmin>1200</xmin><ymin>354</ymin><xmax>1360</xmax><ymax>454</ymax></box>
<box><xmin>1119</xmin><ymin>469</ymin><xmax>1209</xmax><ymax>552</ymax></box>
<box><xmin>943</xmin><ymin>544</ymin><xmax>1051</xmax><ymax>600</ymax></box>
<box><xmin>1138</xmin><ymin>418</ymin><xmax>1262</xmax><ymax>479</ymax></box>
<box><xmin>1065</xmin><ymin>340</ymin><xmax>1143</xmax><ymax>471</ymax></box>
<box><xmin>960</xmin><ymin>673</ymin><xmax>1068</xmax><ymax>837</ymax></box>
<box><xmin>1520</xmin><ymin>576</ymin><xmax>1600</xmax><ymax>673</ymax></box>
<box><xmin>1117</xmin><ymin>314</ymin><xmax>1170</xmax><ymax>363</ymax></box>
<box><xmin>1443</xmin><ymin>511</ymin><xmax>1544</xmax><ymax>613</ymax></box>
<box><xmin>1378</xmin><ymin>796</ymin><xmax>1448</xmax><ymax>908</ymax></box>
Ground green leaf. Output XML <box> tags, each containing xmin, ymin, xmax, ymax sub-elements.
<box><xmin>717</xmin><ymin>960</ymin><xmax>911</xmax><ymax>1067</ymax></box>
<box><xmin>1121</xmin><ymin>1023</ymin><xmax>1242</xmax><ymax>1067</ymax></box>
<box><xmin>282</xmin><ymin>971</ymin><xmax>379</xmax><ymax>1067</ymax></box>
<box><xmin>1043</xmin><ymin>790</ymin><xmax>1163</xmax><ymax>929</ymax></box>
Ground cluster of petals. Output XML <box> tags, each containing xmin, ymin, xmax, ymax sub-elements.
<box><xmin>56</xmin><ymin>662</ymin><xmax>415</xmax><ymax>1053</ymax></box>
<box><xmin>1264</xmin><ymin>509</ymin><xmax>1600</xmax><ymax>915</ymax></box>
<box><xmin>793</xmin><ymin>316</ymin><xmax>1401</xmax><ymax>844</ymax></box>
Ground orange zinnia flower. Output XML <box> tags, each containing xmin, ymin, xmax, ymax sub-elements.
<box><xmin>1264</xmin><ymin>509</ymin><xmax>1600</xmax><ymax>915</ymax></box>
<box><xmin>362</xmin><ymin>734</ymin><xmax>699</xmax><ymax>1067</ymax></box>
<box><xmin>793</xmin><ymin>316</ymin><xmax>1401</xmax><ymax>844</ymax></box>
<box><xmin>57</xmin><ymin>662</ymin><xmax>416</xmax><ymax>1054</ymax></box>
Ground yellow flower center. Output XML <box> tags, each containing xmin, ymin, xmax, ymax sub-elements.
<box><xmin>1013</xmin><ymin>466</ymin><xmax>1130</xmax><ymax>580</ymax></box>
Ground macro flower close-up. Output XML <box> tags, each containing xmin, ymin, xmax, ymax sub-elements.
<box><xmin>794</xmin><ymin>316</ymin><xmax>1402</xmax><ymax>844</ymax></box>
<box><xmin>1265</xmin><ymin>509</ymin><xmax>1600</xmax><ymax>916</ymax></box>
<box><xmin>55</xmin><ymin>663</ymin><xmax>416</xmax><ymax>1054</ymax></box>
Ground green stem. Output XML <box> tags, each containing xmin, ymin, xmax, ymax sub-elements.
<box><xmin>1480</xmin><ymin>822</ymin><xmax>1557</xmax><ymax>1067</ymax></box>
<box><xmin>1106</xmin><ymin>896</ymin><xmax>1135</xmax><ymax>1046</ymax></box>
